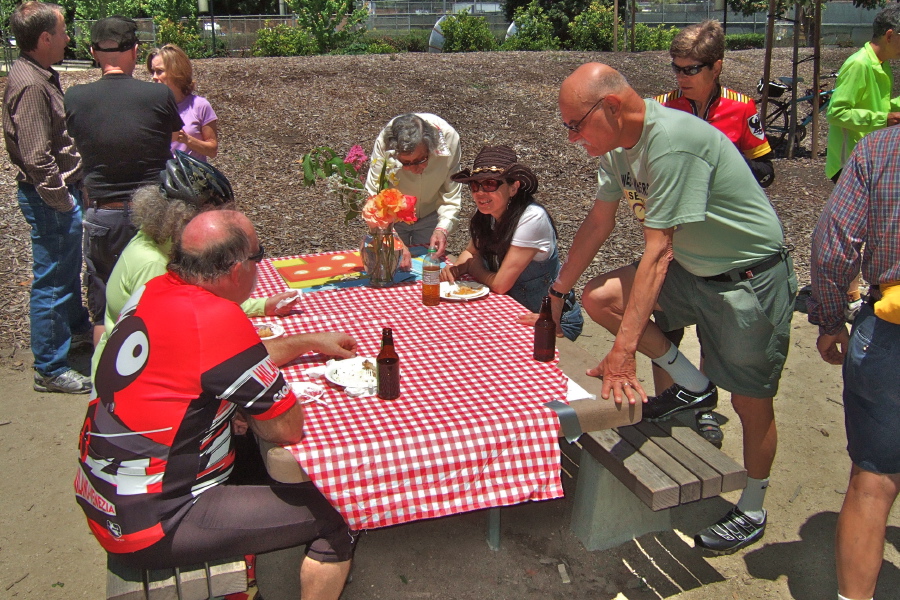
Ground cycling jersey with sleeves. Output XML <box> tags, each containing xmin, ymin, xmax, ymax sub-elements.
<box><xmin>75</xmin><ymin>272</ymin><xmax>296</xmax><ymax>554</ymax></box>
<box><xmin>654</xmin><ymin>85</ymin><xmax>771</xmax><ymax>160</ymax></box>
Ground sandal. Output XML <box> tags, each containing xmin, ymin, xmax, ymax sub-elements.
<box><xmin>695</xmin><ymin>411</ymin><xmax>724</xmax><ymax>447</ymax></box>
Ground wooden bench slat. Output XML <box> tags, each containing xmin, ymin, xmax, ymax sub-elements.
<box><xmin>651</xmin><ymin>420</ymin><xmax>748</xmax><ymax>493</ymax></box>
<box><xmin>580</xmin><ymin>429</ymin><xmax>680</xmax><ymax>511</ymax></box>
<box><xmin>106</xmin><ymin>555</ymin><xmax>247</xmax><ymax>600</ymax></box>
<box><xmin>616</xmin><ymin>425</ymin><xmax>702</xmax><ymax>504</ymax></box>
<box><xmin>633</xmin><ymin>421</ymin><xmax>724</xmax><ymax>498</ymax></box>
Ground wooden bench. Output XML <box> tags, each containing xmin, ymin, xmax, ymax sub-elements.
<box><xmin>106</xmin><ymin>554</ymin><xmax>248</xmax><ymax>600</ymax></box>
<box><xmin>567</xmin><ymin>418</ymin><xmax>747</xmax><ymax>551</ymax></box>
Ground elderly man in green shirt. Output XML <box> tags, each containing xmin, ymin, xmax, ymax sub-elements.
<box><xmin>826</xmin><ymin>5</ymin><xmax>900</xmax><ymax>183</ymax></box>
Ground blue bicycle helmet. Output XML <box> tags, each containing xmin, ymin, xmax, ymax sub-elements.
<box><xmin>160</xmin><ymin>150</ymin><xmax>233</xmax><ymax>208</ymax></box>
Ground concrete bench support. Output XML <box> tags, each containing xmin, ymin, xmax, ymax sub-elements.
<box><xmin>569</xmin><ymin>421</ymin><xmax>747</xmax><ymax>552</ymax></box>
<box><xmin>571</xmin><ymin>452</ymin><xmax>673</xmax><ymax>551</ymax></box>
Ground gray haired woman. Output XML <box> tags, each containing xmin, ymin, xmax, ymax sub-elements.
<box><xmin>364</xmin><ymin>113</ymin><xmax>462</xmax><ymax>263</ymax></box>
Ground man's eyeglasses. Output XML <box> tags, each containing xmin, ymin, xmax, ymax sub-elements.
<box><xmin>670</xmin><ymin>62</ymin><xmax>711</xmax><ymax>76</ymax></box>
<box><xmin>469</xmin><ymin>179</ymin><xmax>505</xmax><ymax>193</ymax></box>
<box><xmin>562</xmin><ymin>96</ymin><xmax>606</xmax><ymax>133</ymax></box>
<box><xmin>247</xmin><ymin>245</ymin><xmax>266</xmax><ymax>263</ymax></box>
<box><xmin>399</xmin><ymin>155</ymin><xmax>429</xmax><ymax>167</ymax></box>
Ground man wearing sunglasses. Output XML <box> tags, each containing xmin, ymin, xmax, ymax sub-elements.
<box><xmin>556</xmin><ymin>63</ymin><xmax>797</xmax><ymax>556</ymax></box>
<box><xmin>365</xmin><ymin>113</ymin><xmax>462</xmax><ymax>265</ymax></box>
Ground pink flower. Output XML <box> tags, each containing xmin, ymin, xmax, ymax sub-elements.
<box><xmin>344</xmin><ymin>145</ymin><xmax>368</xmax><ymax>176</ymax></box>
<box><xmin>396</xmin><ymin>195</ymin><xmax>418</xmax><ymax>224</ymax></box>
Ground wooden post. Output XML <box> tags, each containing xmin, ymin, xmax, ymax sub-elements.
<box><xmin>811</xmin><ymin>0</ymin><xmax>822</xmax><ymax>157</ymax></box>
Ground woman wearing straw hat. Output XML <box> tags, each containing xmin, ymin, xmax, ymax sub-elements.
<box><xmin>442</xmin><ymin>145</ymin><xmax>582</xmax><ymax>340</ymax></box>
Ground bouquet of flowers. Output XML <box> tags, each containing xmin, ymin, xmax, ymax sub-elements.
<box><xmin>298</xmin><ymin>144</ymin><xmax>371</xmax><ymax>224</ymax></box>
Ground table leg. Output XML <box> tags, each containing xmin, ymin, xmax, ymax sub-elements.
<box><xmin>487</xmin><ymin>508</ymin><xmax>501</xmax><ymax>551</ymax></box>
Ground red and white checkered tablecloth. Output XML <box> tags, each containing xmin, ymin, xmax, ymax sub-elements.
<box><xmin>252</xmin><ymin>252</ymin><xmax>568</xmax><ymax>529</ymax></box>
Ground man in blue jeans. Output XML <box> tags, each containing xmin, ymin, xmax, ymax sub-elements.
<box><xmin>808</xmin><ymin>125</ymin><xmax>900</xmax><ymax>600</ymax></box>
<box><xmin>2</xmin><ymin>2</ymin><xmax>91</xmax><ymax>393</ymax></box>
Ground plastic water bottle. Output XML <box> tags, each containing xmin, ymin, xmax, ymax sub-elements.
<box><xmin>422</xmin><ymin>248</ymin><xmax>440</xmax><ymax>307</ymax></box>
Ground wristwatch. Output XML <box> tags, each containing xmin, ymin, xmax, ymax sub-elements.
<box><xmin>548</xmin><ymin>286</ymin><xmax>567</xmax><ymax>299</ymax></box>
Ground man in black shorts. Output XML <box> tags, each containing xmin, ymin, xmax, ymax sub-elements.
<box><xmin>64</xmin><ymin>16</ymin><xmax>182</xmax><ymax>343</ymax></box>
<box><xmin>75</xmin><ymin>210</ymin><xmax>356</xmax><ymax>598</ymax></box>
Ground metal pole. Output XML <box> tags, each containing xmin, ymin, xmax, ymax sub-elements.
<box><xmin>811</xmin><ymin>0</ymin><xmax>822</xmax><ymax>157</ymax></box>
<box><xmin>209</xmin><ymin>0</ymin><xmax>217</xmax><ymax>56</ymax></box>
<box><xmin>787</xmin><ymin>1</ymin><xmax>801</xmax><ymax>159</ymax></box>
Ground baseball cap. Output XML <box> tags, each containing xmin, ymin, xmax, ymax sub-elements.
<box><xmin>91</xmin><ymin>16</ymin><xmax>138</xmax><ymax>53</ymax></box>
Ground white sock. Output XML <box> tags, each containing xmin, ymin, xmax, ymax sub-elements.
<box><xmin>736</xmin><ymin>477</ymin><xmax>769</xmax><ymax>522</ymax></box>
<box><xmin>838</xmin><ymin>594</ymin><xmax>871</xmax><ymax>600</ymax></box>
<box><xmin>651</xmin><ymin>343</ymin><xmax>710</xmax><ymax>393</ymax></box>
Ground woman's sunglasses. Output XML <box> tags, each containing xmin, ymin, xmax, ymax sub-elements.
<box><xmin>670</xmin><ymin>62</ymin><xmax>711</xmax><ymax>76</ymax></box>
<box><xmin>469</xmin><ymin>179</ymin><xmax>505</xmax><ymax>193</ymax></box>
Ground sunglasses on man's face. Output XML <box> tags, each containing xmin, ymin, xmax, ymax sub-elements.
<box><xmin>469</xmin><ymin>179</ymin><xmax>505</xmax><ymax>193</ymax></box>
<box><xmin>247</xmin><ymin>245</ymin><xmax>266</xmax><ymax>263</ymax></box>
<box><xmin>671</xmin><ymin>62</ymin><xmax>711</xmax><ymax>76</ymax></box>
<box><xmin>399</xmin><ymin>155</ymin><xmax>429</xmax><ymax>167</ymax></box>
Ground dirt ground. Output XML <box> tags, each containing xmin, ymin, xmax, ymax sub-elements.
<box><xmin>2</xmin><ymin>47</ymin><xmax>900</xmax><ymax>599</ymax></box>
<box><xmin>4</xmin><ymin>314</ymin><xmax>900</xmax><ymax>599</ymax></box>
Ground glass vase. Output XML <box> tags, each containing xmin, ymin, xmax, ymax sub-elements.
<box><xmin>360</xmin><ymin>224</ymin><xmax>401</xmax><ymax>288</ymax></box>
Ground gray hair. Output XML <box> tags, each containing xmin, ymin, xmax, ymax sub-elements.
<box><xmin>11</xmin><ymin>2</ymin><xmax>63</xmax><ymax>53</ymax></box>
<box><xmin>385</xmin><ymin>113</ymin><xmax>439</xmax><ymax>154</ymax></box>
<box><xmin>588</xmin><ymin>68</ymin><xmax>630</xmax><ymax>99</ymax></box>
<box><xmin>131</xmin><ymin>185</ymin><xmax>198</xmax><ymax>246</ymax></box>
<box><xmin>169</xmin><ymin>212</ymin><xmax>251</xmax><ymax>283</ymax></box>
<box><xmin>873</xmin><ymin>5</ymin><xmax>900</xmax><ymax>39</ymax></box>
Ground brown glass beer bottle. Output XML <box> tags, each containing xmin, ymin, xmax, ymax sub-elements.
<box><xmin>533</xmin><ymin>295</ymin><xmax>556</xmax><ymax>362</ymax></box>
<box><xmin>377</xmin><ymin>327</ymin><xmax>401</xmax><ymax>399</ymax></box>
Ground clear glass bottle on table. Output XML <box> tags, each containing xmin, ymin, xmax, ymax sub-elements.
<box><xmin>533</xmin><ymin>295</ymin><xmax>556</xmax><ymax>362</ymax></box>
<box><xmin>377</xmin><ymin>327</ymin><xmax>401</xmax><ymax>400</ymax></box>
<box><xmin>422</xmin><ymin>248</ymin><xmax>440</xmax><ymax>307</ymax></box>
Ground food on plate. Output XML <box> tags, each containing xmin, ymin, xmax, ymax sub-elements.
<box><xmin>326</xmin><ymin>357</ymin><xmax>378</xmax><ymax>388</ymax></box>
<box><xmin>362</xmin><ymin>359</ymin><xmax>375</xmax><ymax>375</ymax></box>
<box><xmin>256</xmin><ymin>325</ymin><xmax>274</xmax><ymax>338</ymax></box>
<box><xmin>454</xmin><ymin>285</ymin><xmax>480</xmax><ymax>296</ymax></box>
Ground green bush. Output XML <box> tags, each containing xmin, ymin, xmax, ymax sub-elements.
<box><xmin>630</xmin><ymin>23</ymin><xmax>679</xmax><ymax>51</ymax></box>
<box><xmin>442</xmin><ymin>10</ymin><xmax>498</xmax><ymax>52</ymax></box>
<box><xmin>567</xmin><ymin>2</ymin><xmax>623</xmax><ymax>51</ymax></box>
<box><xmin>724</xmin><ymin>33</ymin><xmax>765</xmax><ymax>50</ymax></box>
<box><xmin>154</xmin><ymin>18</ymin><xmax>209</xmax><ymax>59</ymax></box>
<box><xmin>286</xmin><ymin>0</ymin><xmax>369</xmax><ymax>53</ymax></box>
<box><xmin>252</xmin><ymin>22</ymin><xmax>318</xmax><ymax>57</ymax></box>
<box><xmin>501</xmin><ymin>1</ymin><xmax>560</xmax><ymax>51</ymax></box>
<box><xmin>361</xmin><ymin>30</ymin><xmax>429</xmax><ymax>53</ymax></box>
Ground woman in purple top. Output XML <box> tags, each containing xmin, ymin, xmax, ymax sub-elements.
<box><xmin>147</xmin><ymin>44</ymin><xmax>218</xmax><ymax>161</ymax></box>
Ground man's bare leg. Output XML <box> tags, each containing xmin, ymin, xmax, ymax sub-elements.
<box><xmin>731</xmin><ymin>394</ymin><xmax>776</xmax><ymax>480</ymax></box>
<box><xmin>299</xmin><ymin>558</ymin><xmax>352</xmax><ymax>600</ymax></box>
<box><xmin>836</xmin><ymin>466</ymin><xmax>900</xmax><ymax>600</ymax></box>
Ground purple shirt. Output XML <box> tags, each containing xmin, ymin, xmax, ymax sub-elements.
<box><xmin>808</xmin><ymin>126</ymin><xmax>900</xmax><ymax>334</ymax></box>
<box><xmin>173</xmin><ymin>94</ymin><xmax>217</xmax><ymax>161</ymax></box>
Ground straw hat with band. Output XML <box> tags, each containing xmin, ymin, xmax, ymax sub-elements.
<box><xmin>451</xmin><ymin>145</ymin><xmax>538</xmax><ymax>195</ymax></box>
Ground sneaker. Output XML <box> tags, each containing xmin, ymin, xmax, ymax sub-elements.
<box><xmin>694</xmin><ymin>507</ymin><xmax>766</xmax><ymax>555</ymax></box>
<box><xmin>845</xmin><ymin>298</ymin><xmax>863</xmax><ymax>323</ymax></box>
<box><xmin>33</xmin><ymin>368</ymin><xmax>91</xmax><ymax>394</ymax></box>
<box><xmin>643</xmin><ymin>382</ymin><xmax>718</xmax><ymax>421</ymax></box>
<box><xmin>696</xmin><ymin>411</ymin><xmax>724</xmax><ymax>447</ymax></box>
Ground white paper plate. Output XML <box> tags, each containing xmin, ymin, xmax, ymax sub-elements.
<box><xmin>255</xmin><ymin>322</ymin><xmax>284</xmax><ymax>340</ymax></box>
<box><xmin>325</xmin><ymin>357</ymin><xmax>378</xmax><ymax>388</ymax></box>
<box><xmin>440</xmin><ymin>281</ymin><xmax>489</xmax><ymax>301</ymax></box>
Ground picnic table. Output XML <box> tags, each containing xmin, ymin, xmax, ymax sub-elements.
<box><xmin>251</xmin><ymin>249</ymin><xmax>637</xmax><ymax>531</ymax></box>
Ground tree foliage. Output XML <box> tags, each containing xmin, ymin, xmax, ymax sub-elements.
<box><xmin>501</xmin><ymin>1</ymin><xmax>560</xmax><ymax>51</ymax></box>
<box><xmin>441</xmin><ymin>10</ymin><xmax>498</xmax><ymax>52</ymax></box>
<box><xmin>284</xmin><ymin>0</ymin><xmax>368</xmax><ymax>53</ymax></box>
<box><xmin>503</xmin><ymin>0</ymin><xmax>593</xmax><ymax>45</ymax></box>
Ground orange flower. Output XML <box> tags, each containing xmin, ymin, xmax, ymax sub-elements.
<box><xmin>362</xmin><ymin>189</ymin><xmax>418</xmax><ymax>228</ymax></box>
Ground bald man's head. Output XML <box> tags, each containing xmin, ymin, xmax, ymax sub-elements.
<box><xmin>560</xmin><ymin>63</ymin><xmax>630</xmax><ymax>111</ymax></box>
<box><xmin>170</xmin><ymin>210</ymin><xmax>256</xmax><ymax>284</ymax></box>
